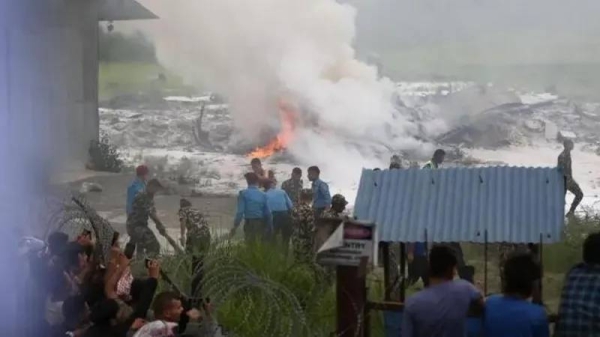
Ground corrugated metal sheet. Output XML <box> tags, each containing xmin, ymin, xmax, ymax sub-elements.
<box><xmin>353</xmin><ymin>167</ymin><xmax>565</xmax><ymax>243</ymax></box>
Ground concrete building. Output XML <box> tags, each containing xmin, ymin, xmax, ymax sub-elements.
<box><xmin>0</xmin><ymin>0</ymin><xmax>156</xmax><ymax>173</ymax></box>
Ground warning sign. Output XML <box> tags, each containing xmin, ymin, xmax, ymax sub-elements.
<box><xmin>317</xmin><ymin>221</ymin><xmax>376</xmax><ymax>266</ymax></box>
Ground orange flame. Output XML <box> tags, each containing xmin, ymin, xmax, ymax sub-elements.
<box><xmin>247</xmin><ymin>103</ymin><xmax>296</xmax><ymax>159</ymax></box>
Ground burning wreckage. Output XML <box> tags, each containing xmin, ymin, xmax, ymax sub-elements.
<box><xmin>99</xmin><ymin>82</ymin><xmax>600</xmax><ymax>172</ymax></box>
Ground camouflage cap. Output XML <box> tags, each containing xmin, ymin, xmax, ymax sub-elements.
<box><xmin>332</xmin><ymin>194</ymin><xmax>348</xmax><ymax>205</ymax></box>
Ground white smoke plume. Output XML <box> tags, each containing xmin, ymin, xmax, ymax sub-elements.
<box><xmin>135</xmin><ymin>0</ymin><xmax>434</xmax><ymax>197</ymax></box>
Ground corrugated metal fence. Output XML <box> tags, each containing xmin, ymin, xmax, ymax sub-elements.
<box><xmin>353</xmin><ymin>166</ymin><xmax>566</xmax><ymax>243</ymax></box>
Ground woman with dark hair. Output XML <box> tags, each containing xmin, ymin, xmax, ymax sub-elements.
<box><xmin>483</xmin><ymin>253</ymin><xmax>549</xmax><ymax>337</ymax></box>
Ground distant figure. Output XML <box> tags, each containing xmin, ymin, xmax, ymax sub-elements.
<box><xmin>423</xmin><ymin>149</ymin><xmax>446</xmax><ymax>169</ymax></box>
<box><xmin>178</xmin><ymin>198</ymin><xmax>210</xmax><ymax>298</ymax></box>
<box><xmin>250</xmin><ymin>158</ymin><xmax>269</xmax><ymax>189</ymax></box>
<box><xmin>291</xmin><ymin>189</ymin><xmax>316</xmax><ymax>264</ymax></box>
<box><xmin>308</xmin><ymin>166</ymin><xmax>332</xmax><ymax>219</ymax></box>
<box><xmin>267</xmin><ymin>169</ymin><xmax>277</xmax><ymax>186</ymax></box>
<box><xmin>321</xmin><ymin>194</ymin><xmax>348</xmax><ymax>219</ymax></box>
<box><xmin>281</xmin><ymin>167</ymin><xmax>303</xmax><ymax>206</ymax></box>
<box><xmin>264</xmin><ymin>179</ymin><xmax>294</xmax><ymax>248</ymax></box>
<box><xmin>558</xmin><ymin>139</ymin><xmax>584</xmax><ymax>217</ymax></box>
<box><xmin>126</xmin><ymin>165</ymin><xmax>149</xmax><ymax>217</ymax></box>
<box><xmin>402</xmin><ymin>245</ymin><xmax>483</xmax><ymax>337</ymax></box>
<box><xmin>483</xmin><ymin>253</ymin><xmax>548</xmax><ymax>337</ymax></box>
<box><xmin>230</xmin><ymin>172</ymin><xmax>273</xmax><ymax>243</ymax></box>
<box><xmin>390</xmin><ymin>155</ymin><xmax>402</xmax><ymax>169</ymax></box>
<box><xmin>126</xmin><ymin>179</ymin><xmax>166</xmax><ymax>258</ymax></box>
<box><xmin>554</xmin><ymin>232</ymin><xmax>600</xmax><ymax>336</ymax></box>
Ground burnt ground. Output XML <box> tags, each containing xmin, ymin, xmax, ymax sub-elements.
<box><xmin>55</xmin><ymin>172</ymin><xmax>237</xmax><ymax>244</ymax></box>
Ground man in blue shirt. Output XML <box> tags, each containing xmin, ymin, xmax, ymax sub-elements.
<box><xmin>230</xmin><ymin>172</ymin><xmax>273</xmax><ymax>243</ymax></box>
<box><xmin>402</xmin><ymin>245</ymin><xmax>483</xmax><ymax>337</ymax></box>
<box><xmin>484</xmin><ymin>253</ymin><xmax>549</xmax><ymax>337</ymax></box>
<box><xmin>126</xmin><ymin>165</ymin><xmax>149</xmax><ymax>217</ymax></box>
<box><xmin>308</xmin><ymin>166</ymin><xmax>331</xmax><ymax>219</ymax></box>
<box><xmin>264</xmin><ymin>179</ymin><xmax>293</xmax><ymax>249</ymax></box>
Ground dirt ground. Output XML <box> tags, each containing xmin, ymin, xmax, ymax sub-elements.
<box><xmin>55</xmin><ymin>171</ymin><xmax>237</xmax><ymax>248</ymax></box>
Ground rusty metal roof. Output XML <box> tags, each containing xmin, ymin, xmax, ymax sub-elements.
<box><xmin>353</xmin><ymin>166</ymin><xmax>565</xmax><ymax>243</ymax></box>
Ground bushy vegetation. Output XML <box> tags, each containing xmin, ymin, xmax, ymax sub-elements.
<box><xmin>154</xmin><ymin>241</ymin><xmax>337</xmax><ymax>337</ymax></box>
<box><xmin>87</xmin><ymin>134</ymin><xmax>124</xmax><ymax>173</ymax></box>
<box><xmin>99</xmin><ymin>27</ymin><xmax>157</xmax><ymax>63</ymax></box>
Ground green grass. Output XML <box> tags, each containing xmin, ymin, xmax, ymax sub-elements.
<box><xmin>99</xmin><ymin>62</ymin><xmax>194</xmax><ymax>101</ymax></box>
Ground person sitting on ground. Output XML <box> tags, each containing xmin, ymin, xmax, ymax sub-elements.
<box><xmin>230</xmin><ymin>172</ymin><xmax>273</xmax><ymax>243</ymax></box>
<box><xmin>291</xmin><ymin>189</ymin><xmax>316</xmax><ymax>264</ymax></box>
<box><xmin>308</xmin><ymin>166</ymin><xmax>331</xmax><ymax>219</ymax></box>
<box><xmin>127</xmin><ymin>165</ymin><xmax>149</xmax><ymax>217</ymax></box>
<box><xmin>321</xmin><ymin>194</ymin><xmax>348</xmax><ymax>219</ymax></box>
<box><xmin>126</xmin><ymin>179</ymin><xmax>167</xmax><ymax>258</ymax></box>
<box><xmin>281</xmin><ymin>167</ymin><xmax>303</xmax><ymax>206</ymax></box>
<box><xmin>557</xmin><ymin>139</ymin><xmax>584</xmax><ymax>217</ymax></box>
<box><xmin>264</xmin><ymin>179</ymin><xmax>294</xmax><ymax>248</ymax></box>
<box><xmin>402</xmin><ymin>245</ymin><xmax>483</xmax><ymax>337</ymax></box>
<box><xmin>483</xmin><ymin>253</ymin><xmax>549</xmax><ymax>337</ymax></box>
<box><xmin>554</xmin><ymin>232</ymin><xmax>600</xmax><ymax>336</ymax></box>
<box><xmin>178</xmin><ymin>198</ymin><xmax>210</xmax><ymax>298</ymax></box>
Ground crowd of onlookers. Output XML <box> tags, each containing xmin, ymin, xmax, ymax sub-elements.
<box><xmin>19</xmin><ymin>231</ymin><xmax>212</xmax><ymax>337</ymax></box>
<box><xmin>402</xmin><ymin>232</ymin><xmax>600</xmax><ymax>337</ymax></box>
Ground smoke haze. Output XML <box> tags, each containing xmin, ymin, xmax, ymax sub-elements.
<box><xmin>135</xmin><ymin>0</ymin><xmax>433</xmax><ymax>192</ymax></box>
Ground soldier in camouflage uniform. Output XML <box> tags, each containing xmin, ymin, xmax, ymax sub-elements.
<box><xmin>281</xmin><ymin>167</ymin><xmax>303</xmax><ymax>206</ymax></box>
<box><xmin>321</xmin><ymin>194</ymin><xmax>348</xmax><ymax>219</ymax></box>
<box><xmin>179</xmin><ymin>198</ymin><xmax>211</xmax><ymax>256</ymax></box>
<box><xmin>558</xmin><ymin>139</ymin><xmax>584</xmax><ymax>217</ymax></box>
<box><xmin>179</xmin><ymin>198</ymin><xmax>211</xmax><ymax>299</ymax></box>
<box><xmin>291</xmin><ymin>189</ymin><xmax>316</xmax><ymax>263</ymax></box>
<box><xmin>126</xmin><ymin>179</ymin><xmax>167</xmax><ymax>258</ymax></box>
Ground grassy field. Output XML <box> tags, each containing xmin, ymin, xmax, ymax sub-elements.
<box><xmin>98</xmin><ymin>62</ymin><xmax>194</xmax><ymax>101</ymax></box>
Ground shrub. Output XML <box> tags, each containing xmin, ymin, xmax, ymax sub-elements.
<box><xmin>88</xmin><ymin>135</ymin><xmax>124</xmax><ymax>173</ymax></box>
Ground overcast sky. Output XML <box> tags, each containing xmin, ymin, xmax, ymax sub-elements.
<box><xmin>344</xmin><ymin>0</ymin><xmax>600</xmax><ymax>53</ymax></box>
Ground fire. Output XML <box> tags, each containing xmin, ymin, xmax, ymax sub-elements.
<box><xmin>247</xmin><ymin>102</ymin><xmax>296</xmax><ymax>159</ymax></box>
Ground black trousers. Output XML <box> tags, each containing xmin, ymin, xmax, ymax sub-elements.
<box><xmin>408</xmin><ymin>255</ymin><xmax>429</xmax><ymax>287</ymax></box>
<box><xmin>244</xmin><ymin>219</ymin><xmax>268</xmax><ymax>243</ymax></box>
<box><xmin>272</xmin><ymin>211</ymin><xmax>293</xmax><ymax>249</ymax></box>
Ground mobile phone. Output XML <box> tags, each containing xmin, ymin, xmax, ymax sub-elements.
<box><xmin>124</xmin><ymin>242</ymin><xmax>136</xmax><ymax>260</ymax></box>
<box><xmin>145</xmin><ymin>258</ymin><xmax>152</xmax><ymax>268</ymax></box>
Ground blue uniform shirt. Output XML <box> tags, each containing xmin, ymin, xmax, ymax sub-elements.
<box><xmin>234</xmin><ymin>185</ymin><xmax>273</xmax><ymax>229</ymax></box>
<box><xmin>483</xmin><ymin>295</ymin><xmax>549</xmax><ymax>337</ymax></box>
<box><xmin>126</xmin><ymin>178</ymin><xmax>146</xmax><ymax>216</ymax></box>
<box><xmin>312</xmin><ymin>178</ymin><xmax>331</xmax><ymax>209</ymax></box>
<box><xmin>266</xmin><ymin>188</ymin><xmax>293</xmax><ymax>212</ymax></box>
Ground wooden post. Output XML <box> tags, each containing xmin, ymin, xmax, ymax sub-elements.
<box><xmin>382</xmin><ymin>242</ymin><xmax>391</xmax><ymax>301</ymax></box>
<box><xmin>484</xmin><ymin>230</ymin><xmax>488</xmax><ymax>295</ymax></box>
<box><xmin>337</xmin><ymin>265</ymin><xmax>367</xmax><ymax>337</ymax></box>
<box><xmin>399</xmin><ymin>242</ymin><xmax>406</xmax><ymax>302</ymax></box>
